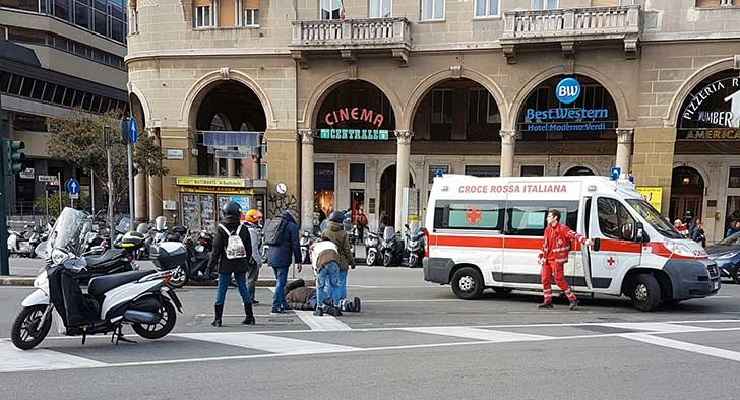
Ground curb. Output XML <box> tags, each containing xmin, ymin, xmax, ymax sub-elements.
<box><xmin>0</xmin><ymin>276</ymin><xmax>314</xmax><ymax>287</ymax></box>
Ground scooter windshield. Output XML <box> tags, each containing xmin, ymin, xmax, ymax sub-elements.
<box><xmin>48</xmin><ymin>207</ymin><xmax>90</xmax><ymax>256</ymax></box>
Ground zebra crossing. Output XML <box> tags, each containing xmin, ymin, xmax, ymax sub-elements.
<box><xmin>1</xmin><ymin>319</ymin><xmax>740</xmax><ymax>374</ymax></box>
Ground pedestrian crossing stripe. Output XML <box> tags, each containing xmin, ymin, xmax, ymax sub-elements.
<box><xmin>1</xmin><ymin>320</ymin><xmax>740</xmax><ymax>374</ymax></box>
<box><xmin>173</xmin><ymin>332</ymin><xmax>357</xmax><ymax>354</ymax></box>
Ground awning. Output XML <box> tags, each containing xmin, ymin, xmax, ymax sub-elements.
<box><xmin>200</xmin><ymin>131</ymin><xmax>262</xmax><ymax>147</ymax></box>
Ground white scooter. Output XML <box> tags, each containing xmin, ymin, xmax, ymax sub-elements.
<box><xmin>11</xmin><ymin>208</ymin><xmax>183</xmax><ymax>350</ymax></box>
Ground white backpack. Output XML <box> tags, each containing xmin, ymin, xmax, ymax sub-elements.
<box><xmin>219</xmin><ymin>224</ymin><xmax>247</xmax><ymax>260</ymax></box>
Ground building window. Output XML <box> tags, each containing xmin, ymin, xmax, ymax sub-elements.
<box><xmin>468</xmin><ymin>88</ymin><xmax>500</xmax><ymax>125</ymax></box>
<box><xmin>369</xmin><ymin>0</ymin><xmax>391</xmax><ymax>18</ymax></box>
<box><xmin>696</xmin><ymin>0</ymin><xmax>735</xmax><ymax>7</ymax></box>
<box><xmin>193</xmin><ymin>4</ymin><xmax>213</xmax><ymax>27</ymax></box>
<box><xmin>74</xmin><ymin>0</ymin><xmax>91</xmax><ymax>29</ymax></box>
<box><xmin>350</xmin><ymin>163</ymin><xmax>366</xmax><ymax>183</ymax></box>
<box><xmin>320</xmin><ymin>0</ymin><xmax>342</xmax><ymax>20</ymax></box>
<box><xmin>465</xmin><ymin>165</ymin><xmax>500</xmax><ymax>177</ymax></box>
<box><xmin>431</xmin><ymin>89</ymin><xmax>453</xmax><ymax>124</ymax></box>
<box><xmin>0</xmin><ymin>0</ymin><xmax>40</xmax><ymax>12</ymax></box>
<box><xmin>521</xmin><ymin>165</ymin><xmax>545</xmax><ymax>177</ymax></box>
<box><xmin>420</xmin><ymin>0</ymin><xmax>443</xmax><ymax>20</ymax></box>
<box><xmin>475</xmin><ymin>0</ymin><xmax>499</xmax><ymax>17</ymax></box>
<box><xmin>54</xmin><ymin>0</ymin><xmax>71</xmax><ymax>21</ymax></box>
<box><xmin>429</xmin><ymin>165</ymin><xmax>449</xmax><ymax>183</ymax></box>
<box><xmin>729</xmin><ymin>168</ymin><xmax>740</xmax><ymax>188</ymax></box>
<box><xmin>532</xmin><ymin>0</ymin><xmax>558</xmax><ymax>9</ymax></box>
<box><xmin>237</xmin><ymin>0</ymin><xmax>259</xmax><ymax>26</ymax></box>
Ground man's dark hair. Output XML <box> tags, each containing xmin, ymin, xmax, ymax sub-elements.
<box><xmin>548</xmin><ymin>209</ymin><xmax>561</xmax><ymax>222</ymax></box>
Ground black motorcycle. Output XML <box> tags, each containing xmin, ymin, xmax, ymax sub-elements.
<box><xmin>152</xmin><ymin>228</ymin><xmax>215</xmax><ymax>288</ymax></box>
<box><xmin>381</xmin><ymin>230</ymin><xmax>405</xmax><ymax>267</ymax></box>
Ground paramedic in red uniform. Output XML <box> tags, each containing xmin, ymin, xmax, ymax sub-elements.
<box><xmin>538</xmin><ymin>209</ymin><xmax>592</xmax><ymax>311</ymax></box>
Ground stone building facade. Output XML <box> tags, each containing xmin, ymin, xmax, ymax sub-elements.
<box><xmin>126</xmin><ymin>0</ymin><xmax>740</xmax><ymax>244</ymax></box>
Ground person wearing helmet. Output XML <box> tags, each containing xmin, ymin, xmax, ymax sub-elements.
<box><xmin>208</xmin><ymin>201</ymin><xmax>255</xmax><ymax>327</ymax></box>
<box><xmin>244</xmin><ymin>209</ymin><xmax>263</xmax><ymax>304</ymax></box>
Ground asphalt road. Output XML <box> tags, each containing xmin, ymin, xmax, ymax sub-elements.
<box><xmin>1</xmin><ymin>267</ymin><xmax>740</xmax><ymax>400</ymax></box>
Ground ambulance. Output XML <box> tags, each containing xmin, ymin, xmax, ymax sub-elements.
<box><xmin>423</xmin><ymin>175</ymin><xmax>720</xmax><ymax>311</ymax></box>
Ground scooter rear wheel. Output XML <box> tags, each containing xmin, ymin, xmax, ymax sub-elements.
<box><xmin>11</xmin><ymin>305</ymin><xmax>52</xmax><ymax>350</ymax></box>
<box><xmin>132</xmin><ymin>298</ymin><xmax>177</xmax><ymax>340</ymax></box>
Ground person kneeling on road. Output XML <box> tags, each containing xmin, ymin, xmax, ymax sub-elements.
<box><xmin>285</xmin><ymin>279</ymin><xmax>361</xmax><ymax>313</ymax></box>
<box><xmin>538</xmin><ymin>209</ymin><xmax>592</xmax><ymax>311</ymax></box>
<box><xmin>310</xmin><ymin>236</ymin><xmax>348</xmax><ymax>316</ymax></box>
<box><xmin>321</xmin><ymin>211</ymin><xmax>359</xmax><ymax>313</ymax></box>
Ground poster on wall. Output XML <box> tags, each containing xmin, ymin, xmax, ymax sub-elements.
<box><xmin>218</xmin><ymin>195</ymin><xmax>251</xmax><ymax>222</ymax></box>
<box><xmin>678</xmin><ymin>74</ymin><xmax>740</xmax><ymax>140</ymax></box>
<box><xmin>636</xmin><ymin>186</ymin><xmax>664</xmax><ymax>212</ymax></box>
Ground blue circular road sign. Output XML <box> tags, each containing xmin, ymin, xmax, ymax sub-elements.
<box><xmin>65</xmin><ymin>178</ymin><xmax>80</xmax><ymax>195</ymax></box>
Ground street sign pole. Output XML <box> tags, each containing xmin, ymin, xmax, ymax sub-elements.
<box><xmin>0</xmin><ymin>140</ymin><xmax>9</xmax><ymax>276</ymax></box>
<box><xmin>90</xmin><ymin>169</ymin><xmax>95</xmax><ymax>215</ymax></box>
<box><xmin>57</xmin><ymin>172</ymin><xmax>62</xmax><ymax>214</ymax></box>
<box><xmin>127</xmin><ymin>143</ymin><xmax>134</xmax><ymax>224</ymax></box>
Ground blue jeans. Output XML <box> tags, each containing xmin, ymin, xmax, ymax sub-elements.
<box><xmin>316</xmin><ymin>262</ymin><xmax>340</xmax><ymax>307</ymax></box>
<box><xmin>271</xmin><ymin>266</ymin><xmax>290</xmax><ymax>310</ymax></box>
<box><xmin>215</xmin><ymin>272</ymin><xmax>251</xmax><ymax>306</ymax></box>
<box><xmin>332</xmin><ymin>269</ymin><xmax>348</xmax><ymax>304</ymax></box>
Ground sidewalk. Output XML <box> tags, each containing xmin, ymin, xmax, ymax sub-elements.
<box><xmin>0</xmin><ymin>264</ymin><xmax>316</xmax><ymax>287</ymax></box>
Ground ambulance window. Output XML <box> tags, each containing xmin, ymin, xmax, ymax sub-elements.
<box><xmin>506</xmin><ymin>201</ymin><xmax>577</xmax><ymax>236</ymax></box>
<box><xmin>597</xmin><ymin>198</ymin><xmax>635</xmax><ymax>240</ymax></box>
<box><xmin>433</xmin><ymin>201</ymin><xmax>503</xmax><ymax>230</ymax></box>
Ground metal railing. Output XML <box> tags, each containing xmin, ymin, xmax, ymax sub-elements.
<box><xmin>502</xmin><ymin>5</ymin><xmax>640</xmax><ymax>40</ymax></box>
<box><xmin>291</xmin><ymin>17</ymin><xmax>411</xmax><ymax>48</ymax></box>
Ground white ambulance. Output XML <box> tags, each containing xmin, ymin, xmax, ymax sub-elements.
<box><xmin>423</xmin><ymin>175</ymin><xmax>720</xmax><ymax>311</ymax></box>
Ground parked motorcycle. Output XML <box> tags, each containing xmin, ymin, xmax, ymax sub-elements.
<box><xmin>151</xmin><ymin>228</ymin><xmax>215</xmax><ymax>288</ymax></box>
<box><xmin>11</xmin><ymin>207</ymin><xmax>182</xmax><ymax>350</ymax></box>
<box><xmin>365</xmin><ymin>231</ymin><xmax>381</xmax><ymax>266</ymax></box>
<box><xmin>404</xmin><ymin>224</ymin><xmax>425</xmax><ymax>268</ymax></box>
<box><xmin>381</xmin><ymin>229</ymin><xmax>404</xmax><ymax>267</ymax></box>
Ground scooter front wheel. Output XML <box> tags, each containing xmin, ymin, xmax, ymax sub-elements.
<box><xmin>383</xmin><ymin>253</ymin><xmax>393</xmax><ymax>267</ymax></box>
<box><xmin>132</xmin><ymin>298</ymin><xmax>177</xmax><ymax>340</ymax></box>
<box><xmin>366</xmin><ymin>251</ymin><xmax>376</xmax><ymax>266</ymax></box>
<box><xmin>11</xmin><ymin>305</ymin><xmax>52</xmax><ymax>350</ymax></box>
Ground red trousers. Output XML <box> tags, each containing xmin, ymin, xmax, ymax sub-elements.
<box><xmin>541</xmin><ymin>261</ymin><xmax>576</xmax><ymax>303</ymax></box>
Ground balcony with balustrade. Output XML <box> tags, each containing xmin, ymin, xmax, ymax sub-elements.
<box><xmin>500</xmin><ymin>5</ymin><xmax>641</xmax><ymax>63</ymax></box>
<box><xmin>290</xmin><ymin>17</ymin><xmax>412</xmax><ymax>68</ymax></box>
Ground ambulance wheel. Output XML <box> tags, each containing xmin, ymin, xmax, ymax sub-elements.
<box><xmin>631</xmin><ymin>273</ymin><xmax>662</xmax><ymax>312</ymax></box>
<box><xmin>451</xmin><ymin>267</ymin><xmax>484</xmax><ymax>300</ymax></box>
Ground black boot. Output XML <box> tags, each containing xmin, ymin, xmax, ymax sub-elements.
<box><xmin>242</xmin><ymin>303</ymin><xmax>256</xmax><ymax>325</ymax></box>
<box><xmin>538</xmin><ymin>302</ymin><xmax>554</xmax><ymax>309</ymax></box>
<box><xmin>354</xmin><ymin>297</ymin><xmax>361</xmax><ymax>313</ymax></box>
<box><xmin>211</xmin><ymin>304</ymin><xmax>224</xmax><ymax>327</ymax></box>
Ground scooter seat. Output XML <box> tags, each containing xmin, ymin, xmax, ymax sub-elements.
<box><xmin>84</xmin><ymin>249</ymin><xmax>125</xmax><ymax>267</ymax></box>
<box><xmin>88</xmin><ymin>270</ymin><xmax>156</xmax><ymax>297</ymax></box>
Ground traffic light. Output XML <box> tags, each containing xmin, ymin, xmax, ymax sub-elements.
<box><xmin>6</xmin><ymin>140</ymin><xmax>25</xmax><ymax>175</ymax></box>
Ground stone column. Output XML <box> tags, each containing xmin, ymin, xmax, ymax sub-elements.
<box><xmin>615</xmin><ymin>128</ymin><xmax>634</xmax><ymax>174</ymax></box>
<box><xmin>394</xmin><ymin>130</ymin><xmax>413</xmax><ymax>231</ymax></box>
<box><xmin>499</xmin><ymin>130</ymin><xmax>516</xmax><ymax>177</ymax></box>
<box><xmin>227</xmin><ymin>158</ymin><xmax>237</xmax><ymax>177</ymax></box>
<box><xmin>147</xmin><ymin>128</ymin><xmax>163</xmax><ymax>219</ymax></box>
<box><xmin>134</xmin><ymin>172</ymin><xmax>148</xmax><ymax>222</ymax></box>
<box><xmin>299</xmin><ymin>129</ymin><xmax>314</xmax><ymax>232</ymax></box>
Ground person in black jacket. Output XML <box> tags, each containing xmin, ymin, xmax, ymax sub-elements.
<box><xmin>209</xmin><ymin>201</ymin><xmax>255</xmax><ymax>327</ymax></box>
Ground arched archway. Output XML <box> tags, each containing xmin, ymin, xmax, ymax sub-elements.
<box><xmin>193</xmin><ymin>80</ymin><xmax>266</xmax><ymax>176</ymax></box>
<box><xmin>379</xmin><ymin>164</ymin><xmax>414</xmax><ymax>227</ymax></box>
<box><xmin>669</xmin><ymin>166</ymin><xmax>705</xmax><ymax>222</ymax></box>
<box><xmin>515</xmin><ymin>74</ymin><xmax>619</xmax><ymax>143</ymax></box>
<box><xmin>410</xmin><ymin>78</ymin><xmax>502</xmax><ymax>143</ymax></box>
<box><xmin>564</xmin><ymin>166</ymin><xmax>595</xmax><ymax>176</ymax></box>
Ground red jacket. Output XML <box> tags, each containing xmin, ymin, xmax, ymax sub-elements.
<box><xmin>539</xmin><ymin>223</ymin><xmax>587</xmax><ymax>264</ymax></box>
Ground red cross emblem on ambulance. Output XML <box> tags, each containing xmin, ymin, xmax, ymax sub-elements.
<box><xmin>467</xmin><ymin>208</ymin><xmax>482</xmax><ymax>225</ymax></box>
<box><xmin>607</xmin><ymin>256</ymin><xmax>617</xmax><ymax>269</ymax></box>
